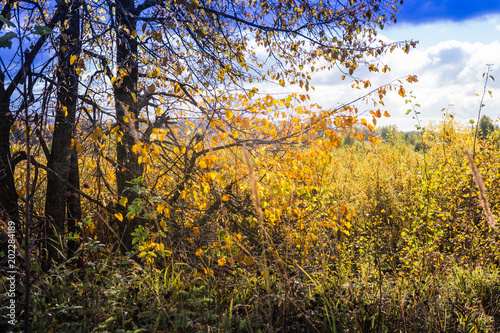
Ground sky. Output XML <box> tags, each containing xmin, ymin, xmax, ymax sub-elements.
<box><xmin>2</xmin><ymin>1</ymin><xmax>500</xmax><ymax>132</ymax></box>
<box><xmin>307</xmin><ymin>0</ymin><xmax>500</xmax><ymax>131</ymax></box>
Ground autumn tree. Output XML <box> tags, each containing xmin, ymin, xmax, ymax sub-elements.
<box><xmin>0</xmin><ymin>1</ymin><xmax>66</xmax><ymax>271</ymax></box>
<box><xmin>0</xmin><ymin>0</ymin><xmax>18</xmax><ymax>231</ymax></box>
<box><xmin>1</xmin><ymin>0</ymin><xmax>416</xmax><ymax>258</ymax></box>
<box><xmin>73</xmin><ymin>0</ymin><xmax>415</xmax><ymax>252</ymax></box>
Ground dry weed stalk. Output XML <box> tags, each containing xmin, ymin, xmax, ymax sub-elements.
<box><xmin>242</xmin><ymin>144</ymin><xmax>264</xmax><ymax>227</ymax></box>
<box><xmin>465</xmin><ymin>149</ymin><xmax>497</xmax><ymax>229</ymax></box>
<box><xmin>242</xmin><ymin>144</ymin><xmax>271</xmax><ymax>294</ymax></box>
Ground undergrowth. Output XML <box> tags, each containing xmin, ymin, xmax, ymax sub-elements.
<box><xmin>2</xmin><ymin>116</ymin><xmax>500</xmax><ymax>332</ymax></box>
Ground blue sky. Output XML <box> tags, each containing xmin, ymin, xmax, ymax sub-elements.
<box><xmin>396</xmin><ymin>0</ymin><xmax>500</xmax><ymax>23</ymax></box>
<box><xmin>3</xmin><ymin>0</ymin><xmax>499</xmax><ymax>132</ymax></box>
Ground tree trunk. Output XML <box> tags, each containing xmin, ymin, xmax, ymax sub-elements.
<box><xmin>0</xmin><ymin>83</ymin><xmax>19</xmax><ymax>229</ymax></box>
<box><xmin>114</xmin><ymin>0</ymin><xmax>143</xmax><ymax>253</ymax></box>
<box><xmin>0</xmin><ymin>0</ymin><xmax>20</xmax><ymax>237</ymax></box>
<box><xmin>67</xmin><ymin>149</ymin><xmax>81</xmax><ymax>262</ymax></box>
<box><xmin>44</xmin><ymin>0</ymin><xmax>81</xmax><ymax>266</ymax></box>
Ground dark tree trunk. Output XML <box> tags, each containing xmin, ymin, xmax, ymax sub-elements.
<box><xmin>44</xmin><ymin>0</ymin><xmax>81</xmax><ymax>266</ymax></box>
<box><xmin>0</xmin><ymin>0</ymin><xmax>61</xmax><ymax>277</ymax></box>
<box><xmin>0</xmin><ymin>82</ymin><xmax>19</xmax><ymax>229</ymax></box>
<box><xmin>0</xmin><ymin>0</ymin><xmax>20</xmax><ymax>232</ymax></box>
<box><xmin>114</xmin><ymin>0</ymin><xmax>143</xmax><ymax>253</ymax></box>
<box><xmin>67</xmin><ymin>149</ymin><xmax>81</xmax><ymax>261</ymax></box>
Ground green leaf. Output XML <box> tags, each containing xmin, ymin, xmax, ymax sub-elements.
<box><xmin>0</xmin><ymin>14</ymin><xmax>16</xmax><ymax>28</ymax></box>
<box><xmin>0</xmin><ymin>32</ymin><xmax>17</xmax><ymax>48</ymax></box>
<box><xmin>32</xmin><ymin>25</ymin><xmax>56</xmax><ymax>36</ymax></box>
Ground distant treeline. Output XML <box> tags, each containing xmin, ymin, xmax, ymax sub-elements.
<box><xmin>339</xmin><ymin>115</ymin><xmax>499</xmax><ymax>152</ymax></box>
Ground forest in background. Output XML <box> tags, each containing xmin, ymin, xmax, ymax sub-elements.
<box><xmin>0</xmin><ymin>0</ymin><xmax>499</xmax><ymax>332</ymax></box>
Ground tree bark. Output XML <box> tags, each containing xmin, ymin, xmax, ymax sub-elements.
<box><xmin>0</xmin><ymin>0</ymin><xmax>20</xmax><ymax>232</ymax></box>
<box><xmin>44</xmin><ymin>0</ymin><xmax>81</xmax><ymax>266</ymax></box>
<box><xmin>114</xmin><ymin>0</ymin><xmax>143</xmax><ymax>252</ymax></box>
<box><xmin>67</xmin><ymin>148</ymin><xmax>81</xmax><ymax>261</ymax></box>
<box><xmin>0</xmin><ymin>78</ymin><xmax>19</xmax><ymax>228</ymax></box>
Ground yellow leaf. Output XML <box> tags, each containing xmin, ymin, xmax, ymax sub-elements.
<box><xmin>222</xmin><ymin>194</ymin><xmax>229</xmax><ymax>202</ymax></box>
<box><xmin>17</xmin><ymin>187</ymin><xmax>26</xmax><ymax>198</ymax></box>
<box><xmin>334</xmin><ymin>117</ymin><xmax>340</xmax><ymax>127</ymax></box>
<box><xmin>70</xmin><ymin>55</ymin><xmax>78</xmax><ymax>65</ymax></box>
<box><xmin>149</xmin><ymin>67</ymin><xmax>161</xmax><ymax>78</ymax></box>
<box><xmin>157</xmin><ymin>203</ymin><xmax>166</xmax><ymax>213</ymax></box>
<box><xmin>119</xmin><ymin>197</ymin><xmax>128</xmax><ymax>207</ymax></box>
<box><xmin>156</xmin><ymin>106</ymin><xmax>163</xmax><ymax>115</ymax></box>
<box><xmin>383</xmin><ymin>110</ymin><xmax>390</xmax><ymax>117</ymax></box>
<box><xmin>225</xmin><ymin>109</ymin><xmax>234</xmax><ymax>120</ymax></box>
<box><xmin>111</xmin><ymin>77</ymin><xmax>116</xmax><ymax>85</ymax></box>
<box><xmin>132</xmin><ymin>144</ymin><xmax>139</xmax><ymax>154</ymax></box>
<box><xmin>123</xmin><ymin>116</ymin><xmax>129</xmax><ymax>123</ymax></box>
<box><xmin>332</xmin><ymin>136</ymin><xmax>341</xmax><ymax>147</ymax></box>
<box><xmin>152</xmin><ymin>148</ymin><xmax>160</xmax><ymax>159</ymax></box>
<box><xmin>63</xmin><ymin>106</ymin><xmax>68</xmax><ymax>117</ymax></box>
<box><xmin>195</xmin><ymin>248</ymin><xmax>203</xmax><ymax>256</ymax></box>
<box><xmin>241</xmin><ymin>118</ymin><xmax>251</xmax><ymax>129</ymax></box>
<box><xmin>218</xmin><ymin>257</ymin><xmax>226</xmax><ymax>266</ymax></box>
<box><xmin>115</xmin><ymin>213</ymin><xmax>123</xmax><ymax>222</ymax></box>
<box><xmin>10</xmin><ymin>124</ymin><xmax>16</xmax><ymax>132</ymax></box>
<box><xmin>369</xmin><ymin>135</ymin><xmax>379</xmax><ymax>145</ymax></box>
<box><xmin>279</xmin><ymin>79</ymin><xmax>285</xmax><ymax>87</ymax></box>
<box><xmin>89</xmin><ymin>160</ymin><xmax>97</xmax><ymax>168</ymax></box>
<box><xmin>398</xmin><ymin>86</ymin><xmax>405</xmax><ymax>98</ymax></box>
<box><xmin>244</xmin><ymin>256</ymin><xmax>254</xmax><ymax>266</ymax></box>
<box><xmin>160</xmin><ymin>220</ymin><xmax>167</xmax><ymax>229</ymax></box>
<box><xmin>131</xmin><ymin>92</ymin><xmax>137</xmax><ymax>103</ymax></box>
<box><xmin>76</xmin><ymin>143</ymin><xmax>83</xmax><ymax>154</ymax></box>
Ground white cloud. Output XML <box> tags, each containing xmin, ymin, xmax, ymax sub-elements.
<box><xmin>301</xmin><ymin>16</ymin><xmax>500</xmax><ymax>131</ymax></box>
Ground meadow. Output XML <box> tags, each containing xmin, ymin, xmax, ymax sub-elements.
<box><xmin>18</xmin><ymin>115</ymin><xmax>500</xmax><ymax>332</ymax></box>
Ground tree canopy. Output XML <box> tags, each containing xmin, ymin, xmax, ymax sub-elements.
<box><xmin>0</xmin><ymin>0</ymin><xmax>417</xmax><ymax>265</ymax></box>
